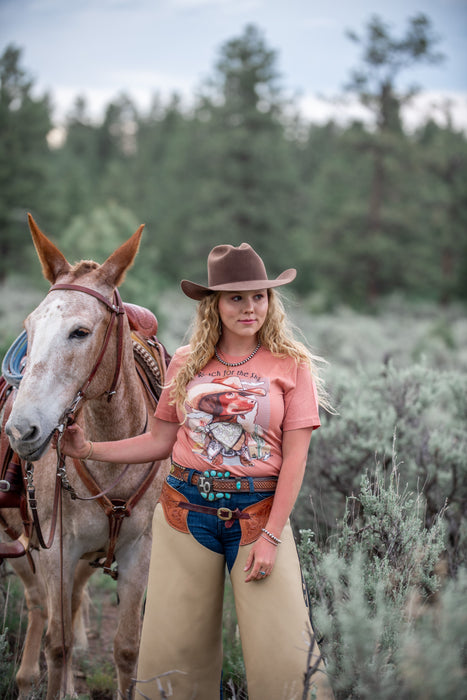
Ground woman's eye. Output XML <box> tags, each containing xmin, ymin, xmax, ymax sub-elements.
<box><xmin>69</xmin><ymin>328</ymin><xmax>90</xmax><ymax>339</ymax></box>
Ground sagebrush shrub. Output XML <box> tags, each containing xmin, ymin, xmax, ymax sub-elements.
<box><xmin>297</xmin><ymin>363</ymin><xmax>467</xmax><ymax>572</ymax></box>
<box><xmin>298</xmin><ymin>464</ymin><xmax>466</xmax><ymax>699</ymax></box>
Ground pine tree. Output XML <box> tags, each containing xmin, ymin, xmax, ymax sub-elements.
<box><xmin>0</xmin><ymin>45</ymin><xmax>52</xmax><ymax>281</ymax></box>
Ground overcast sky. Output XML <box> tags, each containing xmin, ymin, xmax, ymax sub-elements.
<box><xmin>1</xmin><ymin>0</ymin><xmax>466</xmax><ymax>129</ymax></box>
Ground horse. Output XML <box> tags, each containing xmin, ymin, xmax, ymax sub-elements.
<box><xmin>1</xmin><ymin>215</ymin><xmax>171</xmax><ymax>699</ymax></box>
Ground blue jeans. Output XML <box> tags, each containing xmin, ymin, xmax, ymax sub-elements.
<box><xmin>166</xmin><ymin>472</ymin><xmax>272</xmax><ymax>572</ymax></box>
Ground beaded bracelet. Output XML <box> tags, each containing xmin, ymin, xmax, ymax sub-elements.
<box><xmin>83</xmin><ymin>441</ymin><xmax>94</xmax><ymax>460</ymax></box>
<box><xmin>261</xmin><ymin>528</ymin><xmax>282</xmax><ymax>545</ymax></box>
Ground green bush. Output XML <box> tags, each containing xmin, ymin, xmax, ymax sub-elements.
<box><xmin>399</xmin><ymin>568</ymin><xmax>467</xmax><ymax>700</ymax></box>
<box><xmin>0</xmin><ymin>631</ymin><xmax>16</xmax><ymax>700</ymax></box>
<box><xmin>299</xmin><ymin>465</ymin><xmax>466</xmax><ymax>699</ymax></box>
<box><xmin>297</xmin><ymin>363</ymin><xmax>467</xmax><ymax>572</ymax></box>
<box><xmin>295</xmin><ymin>300</ymin><xmax>467</xmax><ymax>373</ymax></box>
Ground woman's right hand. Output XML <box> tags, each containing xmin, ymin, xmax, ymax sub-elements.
<box><xmin>53</xmin><ymin>423</ymin><xmax>90</xmax><ymax>459</ymax></box>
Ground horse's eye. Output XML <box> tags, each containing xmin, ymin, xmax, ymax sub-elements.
<box><xmin>70</xmin><ymin>328</ymin><xmax>90</xmax><ymax>339</ymax></box>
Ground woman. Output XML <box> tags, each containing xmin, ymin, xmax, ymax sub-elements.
<box><xmin>59</xmin><ymin>242</ymin><xmax>334</xmax><ymax>700</ymax></box>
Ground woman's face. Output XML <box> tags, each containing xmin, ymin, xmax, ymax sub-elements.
<box><xmin>217</xmin><ymin>290</ymin><xmax>269</xmax><ymax>342</ymax></box>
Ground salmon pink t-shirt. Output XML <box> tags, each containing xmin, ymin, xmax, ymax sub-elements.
<box><xmin>156</xmin><ymin>345</ymin><xmax>320</xmax><ymax>478</ymax></box>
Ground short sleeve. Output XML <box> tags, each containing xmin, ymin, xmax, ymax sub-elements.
<box><xmin>282</xmin><ymin>362</ymin><xmax>321</xmax><ymax>432</ymax></box>
<box><xmin>154</xmin><ymin>347</ymin><xmax>189</xmax><ymax>423</ymax></box>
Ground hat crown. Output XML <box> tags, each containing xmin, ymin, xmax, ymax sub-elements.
<box><xmin>208</xmin><ymin>243</ymin><xmax>267</xmax><ymax>288</ymax></box>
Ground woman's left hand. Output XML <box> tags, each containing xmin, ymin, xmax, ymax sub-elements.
<box><xmin>243</xmin><ymin>536</ymin><xmax>278</xmax><ymax>583</ymax></box>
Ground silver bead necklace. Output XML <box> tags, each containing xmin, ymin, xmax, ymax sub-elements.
<box><xmin>214</xmin><ymin>341</ymin><xmax>261</xmax><ymax>367</ymax></box>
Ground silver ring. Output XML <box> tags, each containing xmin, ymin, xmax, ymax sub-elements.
<box><xmin>259</xmin><ymin>570</ymin><xmax>266</xmax><ymax>576</ymax></box>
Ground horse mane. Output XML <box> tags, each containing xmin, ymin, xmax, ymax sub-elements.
<box><xmin>65</xmin><ymin>260</ymin><xmax>129</xmax><ymax>292</ymax></box>
<box><xmin>69</xmin><ymin>260</ymin><xmax>100</xmax><ymax>277</ymax></box>
<box><xmin>65</xmin><ymin>260</ymin><xmax>119</xmax><ymax>289</ymax></box>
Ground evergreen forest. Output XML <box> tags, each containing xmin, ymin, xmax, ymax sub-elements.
<box><xmin>0</xmin><ymin>13</ymin><xmax>466</xmax><ymax>700</ymax></box>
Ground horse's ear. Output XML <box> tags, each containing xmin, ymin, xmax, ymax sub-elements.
<box><xmin>28</xmin><ymin>214</ymin><xmax>71</xmax><ymax>283</ymax></box>
<box><xmin>99</xmin><ymin>225</ymin><xmax>144</xmax><ymax>288</ymax></box>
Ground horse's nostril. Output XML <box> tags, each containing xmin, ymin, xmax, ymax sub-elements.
<box><xmin>24</xmin><ymin>425</ymin><xmax>39</xmax><ymax>442</ymax></box>
<box><xmin>5</xmin><ymin>421</ymin><xmax>39</xmax><ymax>443</ymax></box>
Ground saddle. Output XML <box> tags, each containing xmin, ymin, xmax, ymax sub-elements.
<box><xmin>124</xmin><ymin>302</ymin><xmax>159</xmax><ymax>337</ymax></box>
<box><xmin>0</xmin><ymin>302</ymin><xmax>171</xmax><ymax>565</ymax></box>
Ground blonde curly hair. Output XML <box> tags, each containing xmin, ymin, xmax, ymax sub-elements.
<box><xmin>169</xmin><ymin>289</ymin><xmax>331</xmax><ymax>413</ymax></box>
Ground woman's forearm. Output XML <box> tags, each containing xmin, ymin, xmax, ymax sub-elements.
<box><xmin>264</xmin><ymin>427</ymin><xmax>312</xmax><ymax>538</ymax></box>
<box><xmin>84</xmin><ymin>431</ymin><xmax>162</xmax><ymax>464</ymax></box>
<box><xmin>70</xmin><ymin>419</ymin><xmax>179</xmax><ymax>464</ymax></box>
<box><xmin>265</xmin><ymin>463</ymin><xmax>305</xmax><ymax>537</ymax></box>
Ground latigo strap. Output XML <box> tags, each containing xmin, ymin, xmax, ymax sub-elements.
<box><xmin>177</xmin><ymin>502</ymin><xmax>250</xmax><ymax>528</ymax></box>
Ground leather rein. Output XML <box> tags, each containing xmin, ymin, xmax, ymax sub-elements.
<box><xmin>25</xmin><ymin>283</ymin><xmax>159</xmax><ymax>578</ymax></box>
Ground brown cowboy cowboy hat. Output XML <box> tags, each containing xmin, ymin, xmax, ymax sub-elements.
<box><xmin>181</xmin><ymin>242</ymin><xmax>296</xmax><ymax>300</ymax></box>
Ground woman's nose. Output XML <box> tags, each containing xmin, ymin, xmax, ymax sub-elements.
<box><xmin>242</xmin><ymin>297</ymin><xmax>254</xmax><ymax>312</ymax></box>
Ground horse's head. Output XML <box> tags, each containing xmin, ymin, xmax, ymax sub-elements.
<box><xmin>5</xmin><ymin>215</ymin><xmax>144</xmax><ymax>461</ymax></box>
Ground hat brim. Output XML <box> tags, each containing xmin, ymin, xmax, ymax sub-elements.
<box><xmin>180</xmin><ymin>269</ymin><xmax>297</xmax><ymax>301</ymax></box>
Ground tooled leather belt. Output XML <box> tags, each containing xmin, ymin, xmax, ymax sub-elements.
<box><xmin>170</xmin><ymin>462</ymin><xmax>278</xmax><ymax>493</ymax></box>
<box><xmin>177</xmin><ymin>502</ymin><xmax>249</xmax><ymax>527</ymax></box>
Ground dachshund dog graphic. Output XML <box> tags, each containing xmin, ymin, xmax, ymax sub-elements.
<box><xmin>187</xmin><ymin>376</ymin><xmax>268</xmax><ymax>467</ymax></box>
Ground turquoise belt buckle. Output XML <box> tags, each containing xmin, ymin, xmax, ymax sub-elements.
<box><xmin>197</xmin><ymin>474</ymin><xmax>214</xmax><ymax>499</ymax></box>
<box><xmin>197</xmin><ymin>470</ymin><xmax>232</xmax><ymax>501</ymax></box>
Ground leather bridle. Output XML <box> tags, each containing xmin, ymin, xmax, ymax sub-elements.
<box><xmin>49</xmin><ymin>283</ymin><xmax>126</xmax><ymax>413</ymax></box>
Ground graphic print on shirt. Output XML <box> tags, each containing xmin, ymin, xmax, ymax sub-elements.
<box><xmin>186</xmin><ymin>375</ymin><xmax>271</xmax><ymax>468</ymax></box>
